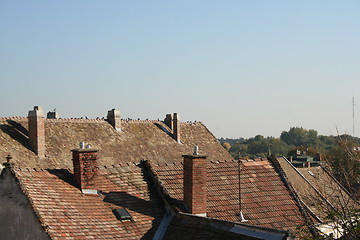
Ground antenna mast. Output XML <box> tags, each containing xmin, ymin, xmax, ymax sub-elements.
<box><xmin>353</xmin><ymin>96</ymin><xmax>355</xmax><ymax>136</ymax></box>
<box><xmin>238</xmin><ymin>152</ymin><xmax>248</xmax><ymax>222</ymax></box>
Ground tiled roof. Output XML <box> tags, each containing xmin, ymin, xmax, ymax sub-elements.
<box><xmin>277</xmin><ymin>157</ymin><xmax>359</xmax><ymax>222</ymax></box>
<box><xmin>0</xmin><ymin>118</ymin><xmax>232</xmax><ymax>168</ymax></box>
<box><xmin>12</xmin><ymin>162</ymin><xmax>164</xmax><ymax>239</ymax></box>
<box><xmin>163</xmin><ymin>213</ymin><xmax>272</xmax><ymax>240</ymax></box>
<box><xmin>149</xmin><ymin>158</ymin><xmax>306</xmax><ymax>233</ymax></box>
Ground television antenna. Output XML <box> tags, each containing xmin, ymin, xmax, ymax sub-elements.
<box><xmin>238</xmin><ymin>152</ymin><xmax>248</xmax><ymax>222</ymax></box>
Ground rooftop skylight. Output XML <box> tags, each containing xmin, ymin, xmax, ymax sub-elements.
<box><xmin>113</xmin><ymin>208</ymin><xmax>132</xmax><ymax>221</ymax></box>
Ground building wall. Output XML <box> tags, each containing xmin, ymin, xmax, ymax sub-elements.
<box><xmin>0</xmin><ymin>168</ymin><xmax>50</xmax><ymax>240</ymax></box>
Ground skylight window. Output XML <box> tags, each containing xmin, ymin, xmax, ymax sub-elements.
<box><xmin>113</xmin><ymin>208</ymin><xmax>132</xmax><ymax>221</ymax></box>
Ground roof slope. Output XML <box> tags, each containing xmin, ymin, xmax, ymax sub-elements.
<box><xmin>150</xmin><ymin>158</ymin><xmax>306</xmax><ymax>232</ymax></box>
<box><xmin>12</xmin><ymin>162</ymin><xmax>164</xmax><ymax>239</ymax></box>
<box><xmin>0</xmin><ymin>118</ymin><xmax>232</xmax><ymax>168</ymax></box>
<box><xmin>0</xmin><ymin>118</ymin><xmax>41</xmax><ymax>167</ymax></box>
<box><xmin>277</xmin><ymin>157</ymin><xmax>359</xmax><ymax>222</ymax></box>
<box><xmin>163</xmin><ymin>213</ymin><xmax>289</xmax><ymax>240</ymax></box>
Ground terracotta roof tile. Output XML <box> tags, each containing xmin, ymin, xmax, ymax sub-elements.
<box><xmin>13</xmin><ymin>163</ymin><xmax>165</xmax><ymax>239</ymax></box>
<box><xmin>151</xmin><ymin>158</ymin><xmax>306</xmax><ymax>232</ymax></box>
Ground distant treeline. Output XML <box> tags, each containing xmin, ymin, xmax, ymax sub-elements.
<box><xmin>219</xmin><ymin>127</ymin><xmax>360</xmax><ymax>159</ymax></box>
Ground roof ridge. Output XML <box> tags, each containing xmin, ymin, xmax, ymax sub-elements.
<box><xmin>179</xmin><ymin>121</ymin><xmax>200</xmax><ymax>125</ymax></box>
<box><xmin>46</xmin><ymin>118</ymin><xmax>105</xmax><ymax>122</ymax></box>
<box><xmin>0</xmin><ymin>116</ymin><xmax>27</xmax><ymax>120</ymax></box>
<box><xmin>122</xmin><ymin>119</ymin><xmax>161</xmax><ymax>123</ymax></box>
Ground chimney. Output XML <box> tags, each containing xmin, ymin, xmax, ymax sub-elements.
<box><xmin>183</xmin><ymin>152</ymin><xmax>207</xmax><ymax>217</ymax></box>
<box><xmin>47</xmin><ymin>110</ymin><xmax>59</xmax><ymax>119</ymax></box>
<box><xmin>173</xmin><ymin>113</ymin><xmax>180</xmax><ymax>143</ymax></box>
<box><xmin>72</xmin><ymin>144</ymin><xmax>98</xmax><ymax>194</ymax></box>
<box><xmin>164</xmin><ymin>114</ymin><xmax>173</xmax><ymax>130</ymax></box>
<box><xmin>107</xmin><ymin>109</ymin><xmax>121</xmax><ymax>131</ymax></box>
<box><xmin>28</xmin><ymin>106</ymin><xmax>45</xmax><ymax>157</ymax></box>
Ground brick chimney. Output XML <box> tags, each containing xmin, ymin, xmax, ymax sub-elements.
<box><xmin>164</xmin><ymin>114</ymin><xmax>173</xmax><ymax>130</ymax></box>
<box><xmin>107</xmin><ymin>109</ymin><xmax>121</xmax><ymax>130</ymax></box>
<box><xmin>173</xmin><ymin>113</ymin><xmax>180</xmax><ymax>143</ymax></box>
<box><xmin>47</xmin><ymin>110</ymin><xmax>59</xmax><ymax>119</ymax></box>
<box><xmin>183</xmin><ymin>152</ymin><xmax>207</xmax><ymax>216</ymax></box>
<box><xmin>72</xmin><ymin>145</ymin><xmax>98</xmax><ymax>193</ymax></box>
<box><xmin>28</xmin><ymin>106</ymin><xmax>45</xmax><ymax>158</ymax></box>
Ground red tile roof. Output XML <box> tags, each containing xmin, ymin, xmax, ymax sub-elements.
<box><xmin>0</xmin><ymin>113</ymin><xmax>312</xmax><ymax>238</ymax></box>
<box><xmin>163</xmin><ymin>213</ymin><xmax>279</xmax><ymax>240</ymax></box>
<box><xmin>150</xmin><ymin>158</ymin><xmax>306</xmax><ymax>233</ymax></box>
<box><xmin>13</xmin><ymin>163</ymin><xmax>164</xmax><ymax>239</ymax></box>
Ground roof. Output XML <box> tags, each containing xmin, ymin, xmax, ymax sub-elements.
<box><xmin>0</xmin><ymin>117</ymin><xmax>232</xmax><ymax>168</ymax></box>
<box><xmin>277</xmin><ymin>157</ymin><xmax>359</xmax><ymax>222</ymax></box>
<box><xmin>162</xmin><ymin>213</ymin><xmax>291</xmax><ymax>240</ymax></box>
<box><xmin>149</xmin><ymin>158</ymin><xmax>307</xmax><ymax>233</ymax></box>
<box><xmin>11</xmin><ymin>162</ymin><xmax>164</xmax><ymax>239</ymax></box>
<box><xmin>0</xmin><ymin>111</ymin><xmax>312</xmax><ymax>238</ymax></box>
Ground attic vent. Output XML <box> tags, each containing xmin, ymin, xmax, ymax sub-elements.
<box><xmin>113</xmin><ymin>208</ymin><xmax>132</xmax><ymax>221</ymax></box>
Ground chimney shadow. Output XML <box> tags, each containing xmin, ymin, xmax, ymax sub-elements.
<box><xmin>154</xmin><ymin>122</ymin><xmax>173</xmax><ymax>138</ymax></box>
<box><xmin>103</xmin><ymin>163</ymin><xmax>166</xmax><ymax>239</ymax></box>
<box><xmin>46</xmin><ymin>163</ymin><xmax>166</xmax><ymax>239</ymax></box>
<box><xmin>103</xmin><ymin>191</ymin><xmax>163</xmax><ymax>218</ymax></box>
<box><xmin>104</xmin><ymin>191</ymin><xmax>165</xmax><ymax>239</ymax></box>
<box><xmin>103</xmin><ymin>189</ymin><xmax>165</xmax><ymax>239</ymax></box>
<box><xmin>7</xmin><ymin>120</ymin><xmax>29</xmax><ymax>136</ymax></box>
<box><xmin>46</xmin><ymin>169</ymin><xmax>77</xmax><ymax>188</ymax></box>
<box><xmin>0</xmin><ymin>120</ymin><xmax>32</xmax><ymax>152</ymax></box>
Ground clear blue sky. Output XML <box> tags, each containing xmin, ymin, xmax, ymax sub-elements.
<box><xmin>1</xmin><ymin>1</ymin><xmax>359</xmax><ymax>138</ymax></box>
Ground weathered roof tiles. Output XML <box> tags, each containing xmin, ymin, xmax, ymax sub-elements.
<box><xmin>12</xmin><ymin>163</ymin><xmax>164</xmax><ymax>240</ymax></box>
<box><xmin>150</xmin><ymin>158</ymin><xmax>306</xmax><ymax>233</ymax></box>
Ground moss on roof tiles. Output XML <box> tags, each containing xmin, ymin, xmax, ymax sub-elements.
<box><xmin>0</xmin><ymin>118</ymin><xmax>232</xmax><ymax>168</ymax></box>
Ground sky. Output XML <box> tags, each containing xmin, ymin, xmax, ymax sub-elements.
<box><xmin>1</xmin><ymin>1</ymin><xmax>360</xmax><ymax>139</ymax></box>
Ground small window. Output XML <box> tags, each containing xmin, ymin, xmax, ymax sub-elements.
<box><xmin>113</xmin><ymin>208</ymin><xmax>132</xmax><ymax>221</ymax></box>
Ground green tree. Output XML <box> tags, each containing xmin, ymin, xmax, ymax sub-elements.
<box><xmin>280</xmin><ymin>127</ymin><xmax>319</xmax><ymax>148</ymax></box>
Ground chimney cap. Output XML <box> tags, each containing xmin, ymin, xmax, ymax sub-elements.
<box><xmin>28</xmin><ymin>106</ymin><xmax>44</xmax><ymax>117</ymax></box>
<box><xmin>71</xmin><ymin>148</ymin><xmax>98</xmax><ymax>153</ymax></box>
<box><xmin>182</xmin><ymin>154</ymin><xmax>207</xmax><ymax>159</ymax></box>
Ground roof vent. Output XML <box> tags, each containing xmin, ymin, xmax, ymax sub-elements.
<box><xmin>113</xmin><ymin>208</ymin><xmax>132</xmax><ymax>221</ymax></box>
